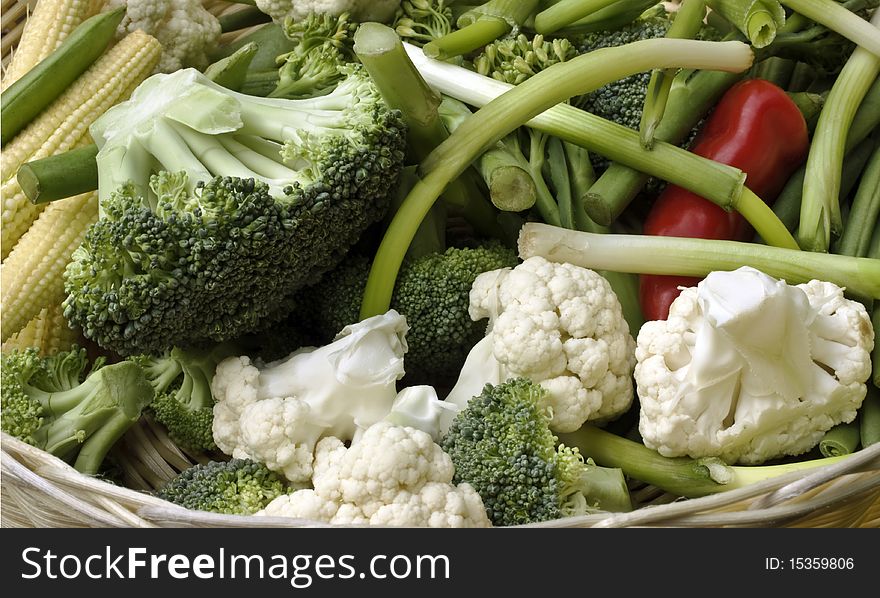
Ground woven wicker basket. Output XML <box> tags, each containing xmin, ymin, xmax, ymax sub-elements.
<box><xmin>2</xmin><ymin>0</ymin><xmax>879</xmax><ymax>529</ymax></box>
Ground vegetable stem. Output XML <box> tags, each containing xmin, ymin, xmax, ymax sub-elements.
<box><xmin>424</xmin><ymin>0</ymin><xmax>540</xmax><ymax>60</ymax></box>
<box><xmin>861</xmin><ymin>384</ymin><xmax>880</xmax><ymax>447</ymax></box>
<box><xmin>796</xmin><ymin>9</ymin><xmax>880</xmax><ymax>253</ymax></box>
<box><xmin>17</xmin><ymin>144</ymin><xmax>98</xmax><ymax>205</ymax></box>
<box><xmin>779</xmin><ymin>0</ymin><xmax>880</xmax><ymax>57</ymax></box>
<box><xmin>639</xmin><ymin>0</ymin><xmax>708</xmax><ymax>149</ymax></box>
<box><xmin>517</xmin><ymin>222</ymin><xmax>880</xmax><ymax>299</ymax></box>
<box><xmin>558</xmin><ymin>425</ymin><xmax>850</xmax><ymax>498</ymax></box>
<box><xmin>834</xmin><ymin>142</ymin><xmax>880</xmax><ymax>258</ymax></box>
<box><xmin>354</xmin><ymin>23</ymin><xmax>500</xmax><ymax>238</ymax></box>
<box><xmin>708</xmin><ymin>0</ymin><xmax>786</xmax><ymax>48</ymax></box>
<box><xmin>819</xmin><ymin>421</ymin><xmax>861</xmax><ymax>457</ymax></box>
<box><xmin>360</xmin><ymin>38</ymin><xmax>761</xmax><ymax>319</ymax></box>
<box><xmin>773</xmin><ymin>77</ymin><xmax>880</xmax><ymax>231</ymax></box>
<box><xmin>533</xmin><ymin>0</ymin><xmax>619</xmax><ymax>35</ymax></box>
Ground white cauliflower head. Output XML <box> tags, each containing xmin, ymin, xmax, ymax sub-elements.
<box><xmin>254</xmin><ymin>0</ymin><xmax>402</xmax><ymax>25</ymax></box>
<box><xmin>104</xmin><ymin>0</ymin><xmax>221</xmax><ymax>73</ymax></box>
<box><xmin>211</xmin><ymin>311</ymin><xmax>410</xmax><ymax>483</ymax></box>
<box><xmin>635</xmin><ymin>266</ymin><xmax>874</xmax><ymax>465</ymax></box>
<box><xmin>444</xmin><ymin>256</ymin><xmax>637</xmax><ymax>434</ymax></box>
<box><xmin>256</xmin><ymin>422</ymin><xmax>492</xmax><ymax>527</ymax></box>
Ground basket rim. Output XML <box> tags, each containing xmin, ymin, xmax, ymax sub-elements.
<box><xmin>4</xmin><ymin>431</ymin><xmax>879</xmax><ymax>528</ymax></box>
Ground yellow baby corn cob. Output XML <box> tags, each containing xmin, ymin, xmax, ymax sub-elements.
<box><xmin>1</xmin><ymin>29</ymin><xmax>161</xmax><ymax>260</ymax></box>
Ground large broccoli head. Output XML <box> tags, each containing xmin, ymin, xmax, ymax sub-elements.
<box><xmin>65</xmin><ymin>66</ymin><xmax>407</xmax><ymax>356</ymax></box>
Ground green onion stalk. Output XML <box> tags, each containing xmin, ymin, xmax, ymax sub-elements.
<box><xmin>796</xmin><ymin>9</ymin><xmax>880</xmax><ymax>253</ymax></box>
<box><xmin>516</xmin><ymin>222</ymin><xmax>880</xmax><ymax>300</ymax></box>
<box><xmin>707</xmin><ymin>0</ymin><xmax>786</xmax><ymax>48</ymax></box>
<box><xmin>779</xmin><ymin>0</ymin><xmax>880</xmax><ymax>57</ymax></box>
<box><xmin>533</xmin><ymin>0</ymin><xmax>622</xmax><ymax>35</ymax></box>
<box><xmin>639</xmin><ymin>0</ymin><xmax>708</xmax><ymax>149</ymax></box>
<box><xmin>558</xmin><ymin>425</ymin><xmax>854</xmax><ymax>499</ymax></box>
<box><xmin>423</xmin><ymin>0</ymin><xmax>540</xmax><ymax>61</ymax></box>
<box><xmin>532</xmin><ymin>0</ymin><xmax>660</xmax><ymax>35</ymax></box>
<box><xmin>354</xmin><ymin>24</ymin><xmax>501</xmax><ymax>239</ymax></box>
<box><xmin>772</xmin><ymin>76</ymin><xmax>880</xmax><ymax>231</ymax></box>
<box><xmin>402</xmin><ymin>39</ymin><xmax>792</xmax><ymax>243</ymax></box>
<box><xmin>359</xmin><ymin>37</ymin><xmax>776</xmax><ymax>319</ymax></box>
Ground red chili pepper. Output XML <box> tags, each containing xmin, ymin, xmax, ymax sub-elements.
<box><xmin>639</xmin><ymin>79</ymin><xmax>810</xmax><ymax>322</ymax></box>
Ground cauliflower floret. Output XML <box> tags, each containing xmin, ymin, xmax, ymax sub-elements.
<box><xmin>445</xmin><ymin>256</ymin><xmax>637</xmax><ymax>434</ymax></box>
<box><xmin>211</xmin><ymin>311</ymin><xmax>409</xmax><ymax>483</ymax></box>
<box><xmin>104</xmin><ymin>0</ymin><xmax>221</xmax><ymax>72</ymax></box>
<box><xmin>236</xmin><ymin>397</ymin><xmax>324</xmax><ymax>483</ymax></box>
<box><xmin>256</xmin><ymin>422</ymin><xmax>492</xmax><ymax>527</ymax></box>
<box><xmin>254</xmin><ymin>0</ymin><xmax>401</xmax><ymax>25</ymax></box>
<box><xmin>635</xmin><ymin>267</ymin><xmax>874</xmax><ymax>465</ymax></box>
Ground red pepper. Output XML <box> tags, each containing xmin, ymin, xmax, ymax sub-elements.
<box><xmin>639</xmin><ymin>79</ymin><xmax>810</xmax><ymax>322</ymax></box>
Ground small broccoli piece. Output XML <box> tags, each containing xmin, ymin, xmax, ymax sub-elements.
<box><xmin>155</xmin><ymin>458</ymin><xmax>287</xmax><ymax>515</ymax></box>
<box><xmin>576</xmin><ymin>13</ymin><xmax>722</xmax><ymax>172</ymax></box>
<box><xmin>132</xmin><ymin>344</ymin><xmax>236</xmax><ymax>452</ymax></box>
<box><xmin>66</xmin><ymin>66</ymin><xmax>407</xmax><ymax>357</ymax></box>
<box><xmin>297</xmin><ymin>241</ymin><xmax>518</xmax><ymax>385</ymax></box>
<box><xmin>577</xmin><ymin>16</ymin><xmax>672</xmax><ymax>132</ymax></box>
<box><xmin>271</xmin><ymin>11</ymin><xmax>357</xmax><ymax>99</ymax></box>
<box><xmin>441</xmin><ymin>378</ymin><xmax>631</xmax><ymax>526</ymax></box>
<box><xmin>1</xmin><ymin>347</ymin><xmax>154</xmax><ymax>474</ymax></box>
<box><xmin>392</xmin><ymin>0</ymin><xmax>454</xmax><ymax>46</ymax></box>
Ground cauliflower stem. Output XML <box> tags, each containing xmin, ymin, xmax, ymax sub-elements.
<box><xmin>559</xmin><ymin>424</ymin><xmax>852</xmax><ymax>499</ymax></box>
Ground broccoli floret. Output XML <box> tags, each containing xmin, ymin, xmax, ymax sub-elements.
<box><xmin>392</xmin><ymin>0</ymin><xmax>454</xmax><ymax>46</ymax></box>
<box><xmin>132</xmin><ymin>344</ymin><xmax>236</xmax><ymax>452</ymax></box>
<box><xmin>577</xmin><ymin>16</ymin><xmax>672</xmax><ymax>132</ymax></box>
<box><xmin>65</xmin><ymin>66</ymin><xmax>407</xmax><ymax>356</ymax></box>
<box><xmin>441</xmin><ymin>378</ymin><xmax>631</xmax><ymax>526</ymax></box>
<box><xmin>297</xmin><ymin>241</ymin><xmax>518</xmax><ymax>385</ymax></box>
<box><xmin>465</xmin><ymin>34</ymin><xmax>596</xmax><ymax>230</ymax></box>
<box><xmin>155</xmin><ymin>459</ymin><xmax>287</xmax><ymax>515</ymax></box>
<box><xmin>270</xmin><ymin>12</ymin><xmax>357</xmax><ymax>99</ymax></box>
<box><xmin>1</xmin><ymin>347</ymin><xmax>154</xmax><ymax>474</ymax></box>
<box><xmin>575</xmin><ymin>14</ymin><xmax>722</xmax><ymax>172</ymax></box>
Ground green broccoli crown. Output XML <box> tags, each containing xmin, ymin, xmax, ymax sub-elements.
<box><xmin>577</xmin><ymin>16</ymin><xmax>672</xmax><ymax>133</ymax></box>
<box><xmin>156</xmin><ymin>458</ymin><xmax>287</xmax><ymax>515</ymax></box>
<box><xmin>474</xmin><ymin>33</ymin><xmax>578</xmax><ymax>86</ymax></box>
<box><xmin>1</xmin><ymin>348</ymin><xmax>48</xmax><ymax>443</ymax></box>
<box><xmin>441</xmin><ymin>378</ymin><xmax>602</xmax><ymax>526</ymax></box>
<box><xmin>296</xmin><ymin>241</ymin><xmax>518</xmax><ymax>385</ymax></box>
<box><xmin>393</xmin><ymin>0</ymin><xmax>454</xmax><ymax>46</ymax></box>
<box><xmin>1</xmin><ymin>347</ymin><xmax>154</xmax><ymax>474</ymax></box>
<box><xmin>273</xmin><ymin>11</ymin><xmax>357</xmax><ymax>99</ymax></box>
<box><xmin>70</xmin><ymin>66</ymin><xmax>407</xmax><ymax>357</ymax></box>
<box><xmin>133</xmin><ymin>345</ymin><xmax>232</xmax><ymax>452</ymax></box>
<box><xmin>392</xmin><ymin>242</ymin><xmax>518</xmax><ymax>383</ymax></box>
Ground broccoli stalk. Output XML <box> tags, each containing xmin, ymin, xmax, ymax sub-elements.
<box><xmin>639</xmin><ymin>0</ymin><xmax>708</xmax><ymax>149</ymax></box>
<box><xmin>1</xmin><ymin>347</ymin><xmax>155</xmax><ymax>475</ymax></box>
<box><xmin>358</xmin><ymin>36</ymin><xmax>767</xmax><ymax>320</ymax></box>
<box><xmin>558</xmin><ymin>424</ymin><xmax>855</xmax><ymax>498</ymax></box>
